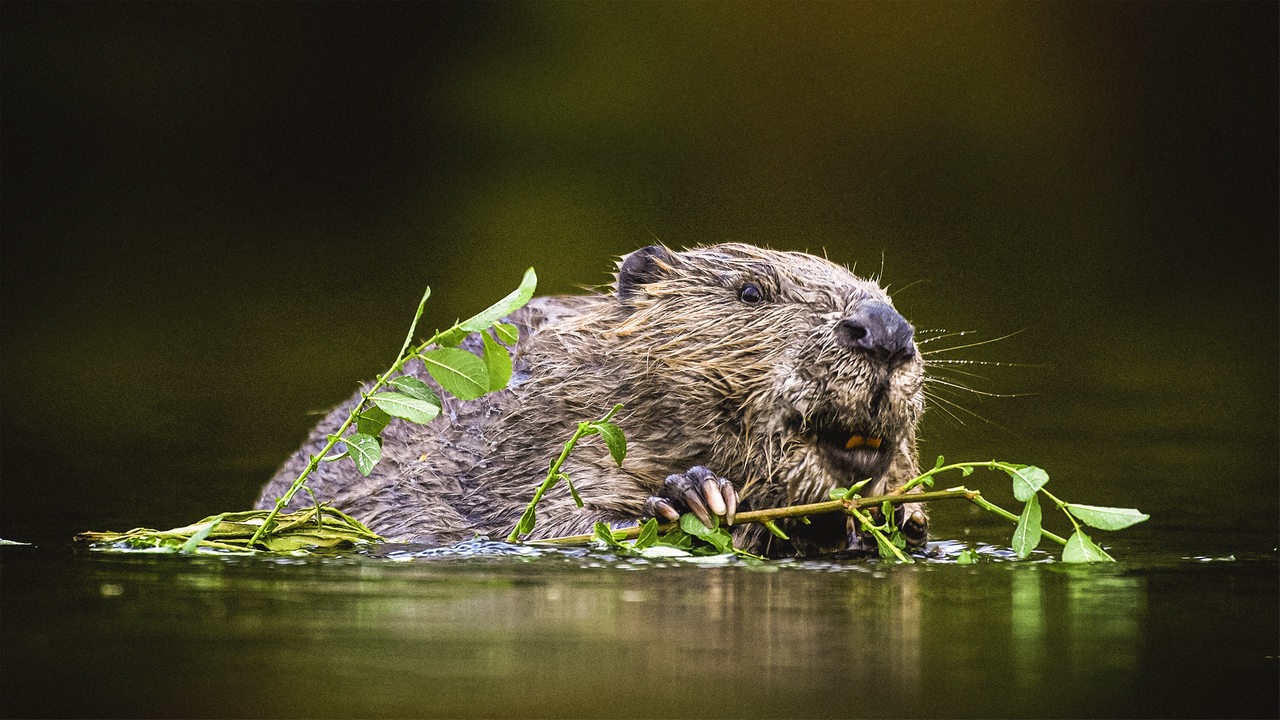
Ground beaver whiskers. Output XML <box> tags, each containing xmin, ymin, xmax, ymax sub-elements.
<box><xmin>916</xmin><ymin>328</ymin><xmax>1032</xmax><ymax>429</ymax></box>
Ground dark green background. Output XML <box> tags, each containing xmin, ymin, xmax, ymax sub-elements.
<box><xmin>2</xmin><ymin>2</ymin><xmax>1276</xmax><ymax>543</ymax></box>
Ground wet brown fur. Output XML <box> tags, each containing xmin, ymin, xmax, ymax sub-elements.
<box><xmin>256</xmin><ymin>244</ymin><xmax>927</xmax><ymax>557</ymax></box>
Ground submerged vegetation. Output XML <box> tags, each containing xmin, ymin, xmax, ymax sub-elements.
<box><xmin>78</xmin><ymin>270</ymin><xmax>1147</xmax><ymax>562</ymax></box>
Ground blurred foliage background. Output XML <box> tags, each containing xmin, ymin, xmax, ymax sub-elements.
<box><xmin>1</xmin><ymin>2</ymin><xmax>1275</xmax><ymax>541</ymax></box>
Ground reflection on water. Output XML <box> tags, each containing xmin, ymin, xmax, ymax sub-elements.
<box><xmin>4</xmin><ymin>543</ymin><xmax>1274</xmax><ymax>719</ymax></box>
<box><xmin>1009</xmin><ymin>566</ymin><xmax>1146</xmax><ymax>710</ymax></box>
<box><xmin>1010</xmin><ymin>567</ymin><xmax>1045</xmax><ymax>692</ymax></box>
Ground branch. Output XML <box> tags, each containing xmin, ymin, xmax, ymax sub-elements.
<box><xmin>526</xmin><ymin>487</ymin><xmax>980</xmax><ymax>546</ymax></box>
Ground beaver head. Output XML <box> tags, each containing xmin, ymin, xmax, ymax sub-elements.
<box><xmin>604</xmin><ymin>243</ymin><xmax>926</xmax><ymax>553</ymax></box>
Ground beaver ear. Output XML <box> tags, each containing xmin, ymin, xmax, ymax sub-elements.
<box><xmin>616</xmin><ymin>245</ymin><xmax>676</xmax><ymax>300</ymax></box>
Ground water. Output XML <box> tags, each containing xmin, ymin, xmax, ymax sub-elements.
<box><xmin>2</xmin><ymin>534</ymin><xmax>1274</xmax><ymax>718</ymax></box>
<box><xmin>2</xmin><ymin>4</ymin><xmax>1277</xmax><ymax>718</ymax></box>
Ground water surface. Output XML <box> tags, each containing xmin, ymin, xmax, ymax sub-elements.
<box><xmin>2</xmin><ymin>533</ymin><xmax>1274</xmax><ymax>719</ymax></box>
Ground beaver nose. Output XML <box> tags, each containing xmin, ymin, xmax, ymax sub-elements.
<box><xmin>835</xmin><ymin>300</ymin><xmax>916</xmax><ymax>361</ymax></box>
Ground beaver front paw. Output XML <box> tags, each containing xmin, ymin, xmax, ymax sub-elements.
<box><xmin>848</xmin><ymin>502</ymin><xmax>929</xmax><ymax>554</ymax></box>
<box><xmin>896</xmin><ymin>501</ymin><xmax>929</xmax><ymax>547</ymax></box>
<box><xmin>642</xmin><ymin>466</ymin><xmax>738</xmax><ymax>528</ymax></box>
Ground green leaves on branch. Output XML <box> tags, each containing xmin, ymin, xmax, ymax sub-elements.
<box><xmin>919</xmin><ymin>458</ymin><xmax>1148</xmax><ymax>563</ymax></box>
<box><xmin>370</xmin><ymin>376</ymin><xmax>443</xmax><ymax>425</ymax></box>
<box><xmin>416</xmin><ymin>270</ymin><xmax>531</xmax><ymax>398</ymax></box>
<box><xmin>678</xmin><ymin>513</ymin><xmax>736</xmax><ymax>555</ymax></box>
<box><xmin>535</xmin><ymin>459</ymin><xmax>1150</xmax><ymax>565</ymax></box>
<box><xmin>493</xmin><ymin>322</ymin><xmax>520</xmax><ymax>345</ymax></box>
<box><xmin>355</xmin><ymin>406</ymin><xmax>392</xmax><ymax>437</ymax></box>
<box><xmin>591</xmin><ymin>515</ymin><xmax>755</xmax><ymax>561</ymax></box>
<box><xmin>481</xmin><ymin>331</ymin><xmax>513</xmax><ymax>390</ymax></box>
<box><xmin>421</xmin><ymin>347</ymin><xmax>489</xmax><ymax>400</ymax></box>
<box><xmin>508</xmin><ymin>404</ymin><xmax>628</xmax><ymax>543</ymax></box>
<box><xmin>459</xmin><ymin>268</ymin><xmax>538</xmax><ymax>332</ymax></box>
<box><xmin>248</xmin><ymin>268</ymin><xmax>537</xmax><ymax>549</ymax></box>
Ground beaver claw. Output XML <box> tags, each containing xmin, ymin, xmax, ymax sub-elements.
<box><xmin>642</xmin><ymin>466</ymin><xmax>738</xmax><ymax>528</ymax></box>
<box><xmin>898</xmin><ymin>503</ymin><xmax>929</xmax><ymax>546</ymax></box>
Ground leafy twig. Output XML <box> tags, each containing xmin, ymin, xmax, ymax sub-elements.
<box><xmin>246</xmin><ymin>268</ymin><xmax>537</xmax><ymax>549</ymax></box>
<box><xmin>527</xmin><ymin>458</ymin><xmax>1148</xmax><ymax>563</ymax></box>
<box><xmin>905</xmin><ymin>457</ymin><xmax>1148</xmax><ymax>561</ymax></box>
<box><xmin>506</xmin><ymin>403</ymin><xmax>627</xmax><ymax>542</ymax></box>
<box><xmin>81</xmin><ymin>269</ymin><xmax>540</xmax><ymax>555</ymax></box>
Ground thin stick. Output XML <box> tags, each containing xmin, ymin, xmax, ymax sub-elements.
<box><xmin>967</xmin><ymin>494</ymin><xmax>1068</xmax><ymax>546</ymax></box>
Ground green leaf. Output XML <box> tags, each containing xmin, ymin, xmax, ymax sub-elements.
<box><xmin>933</xmin><ymin>455</ymin><xmax>945</xmax><ymax>469</ymax></box>
<box><xmin>1065</xmin><ymin>504</ymin><xmax>1150</xmax><ymax>531</ymax></box>
<box><xmin>493</xmin><ymin>322</ymin><xmax>520</xmax><ymax>345</ymax></box>
<box><xmin>829</xmin><ymin>486</ymin><xmax>849</xmax><ymax>500</ymax></box>
<box><xmin>1062</xmin><ymin>529</ymin><xmax>1116</xmax><ymax>563</ymax></box>
<box><xmin>658</xmin><ymin>528</ymin><xmax>694</xmax><ymax>550</ymax></box>
<box><xmin>873</xmin><ymin>530</ymin><xmax>904</xmax><ymax>561</ymax></box>
<box><xmin>955</xmin><ymin>547</ymin><xmax>980</xmax><ymax>564</ymax></box>
<box><xmin>434</xmin><ymin>326</ymin><xmax>468</xmax><ymax>348</ymax></box>
<box><xmin>634</xmin><ymin>519</ymin><xmax>659</xmax><ymax>549</ymax></box>
<box><xmin>1012</xmin><ymin>494</ymin><xmax>1042</xmax><ymax>559</ymax></box>
<box><xmin>179</xmin><ymin>516</ymin><xmax>223</xmax><ymax>554</ymax></box>
<box><xmin>355</xmin><ymin>406</ymin><xmax>392</xmax><ymax>437</ymax></box>
<box><xmin>459</xmin><ymin>267</ymin><xmax>537</xmax><ymax>332</ymax></box>
<box><xmin>514</xmin><ymin>505</ymin><xmax>536</xmax><ymax>537</ymax></box>
<box><xmin>960</xmin><ymin>465</ymin><xmax>974</xmax><ymax>477</ymax></box>
<box><xmin>593</xmin><ymin>522</ymin><xmax>624</xmax><ymax>549</ymax></box>
<box><xmin>421</xmin><ymin>347</ymin><xmax>489</xmax><ymax>400</ymax></box>
<box><xmin>481</xmin><ymin>331</ymin><xmax>513</xmax><ymax>392</ymax></box>
<box><xmin>257</xmin><ymin>526</ymin><xmax>373</xmax><ymax>552</ymax></box>
<box><xmin>343</xmin><ymin>433</ymin><xmax>383</xmax><ymax>477</ymax></box>
<box><xmin>390</xmin><ymin>376</ymin><xmax>440</xmax><ymax>404</ymax></box>
<box><xmin>695</xmin><ymin>528</ymin><xmax>733</xmax><ymax>554</ymax></box>
<box><xmin>1009</xmin><ymin>465</ymin><xmax>1050</xmax><ymax>502</ymax></box>
<box><xmin>675</xmin><ymin>513</ymin><xmax>735</xmax><ymax>553</ymax></box>
<box><xmin>370</xmin><ymin>392</ymin><xmax>442</xmax><ymax>424</ymax></box>
<box><xmin>562</xmin><ymin>473</ymin><xmax>584</xmax><ymax>508</ymax></box>
<box><xmin>680</xmin><ymin>512</ymin><xmax>718</xmax><ymax>538</ymax></box>
<box><xmin>592</xmin><ymin>421</ymin><xmax>627</xmax><ymax>466</ymax></box>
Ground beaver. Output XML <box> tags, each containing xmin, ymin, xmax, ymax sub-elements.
<box><xmin>256</xmin><ymin>243</ymin><xmax>928</xmax><ymax>557</ymax></box>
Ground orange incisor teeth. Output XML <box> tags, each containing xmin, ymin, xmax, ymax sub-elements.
<box><xmin>844</xmin><ymin>435</ymin><xmax>883</xmax><ymax>450</ymax></box>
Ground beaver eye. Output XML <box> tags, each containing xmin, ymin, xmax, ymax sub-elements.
<box><xmin>738</xmin><ymin>283</ymin><xmax>764</xmax><ymax>304</ymax></box>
